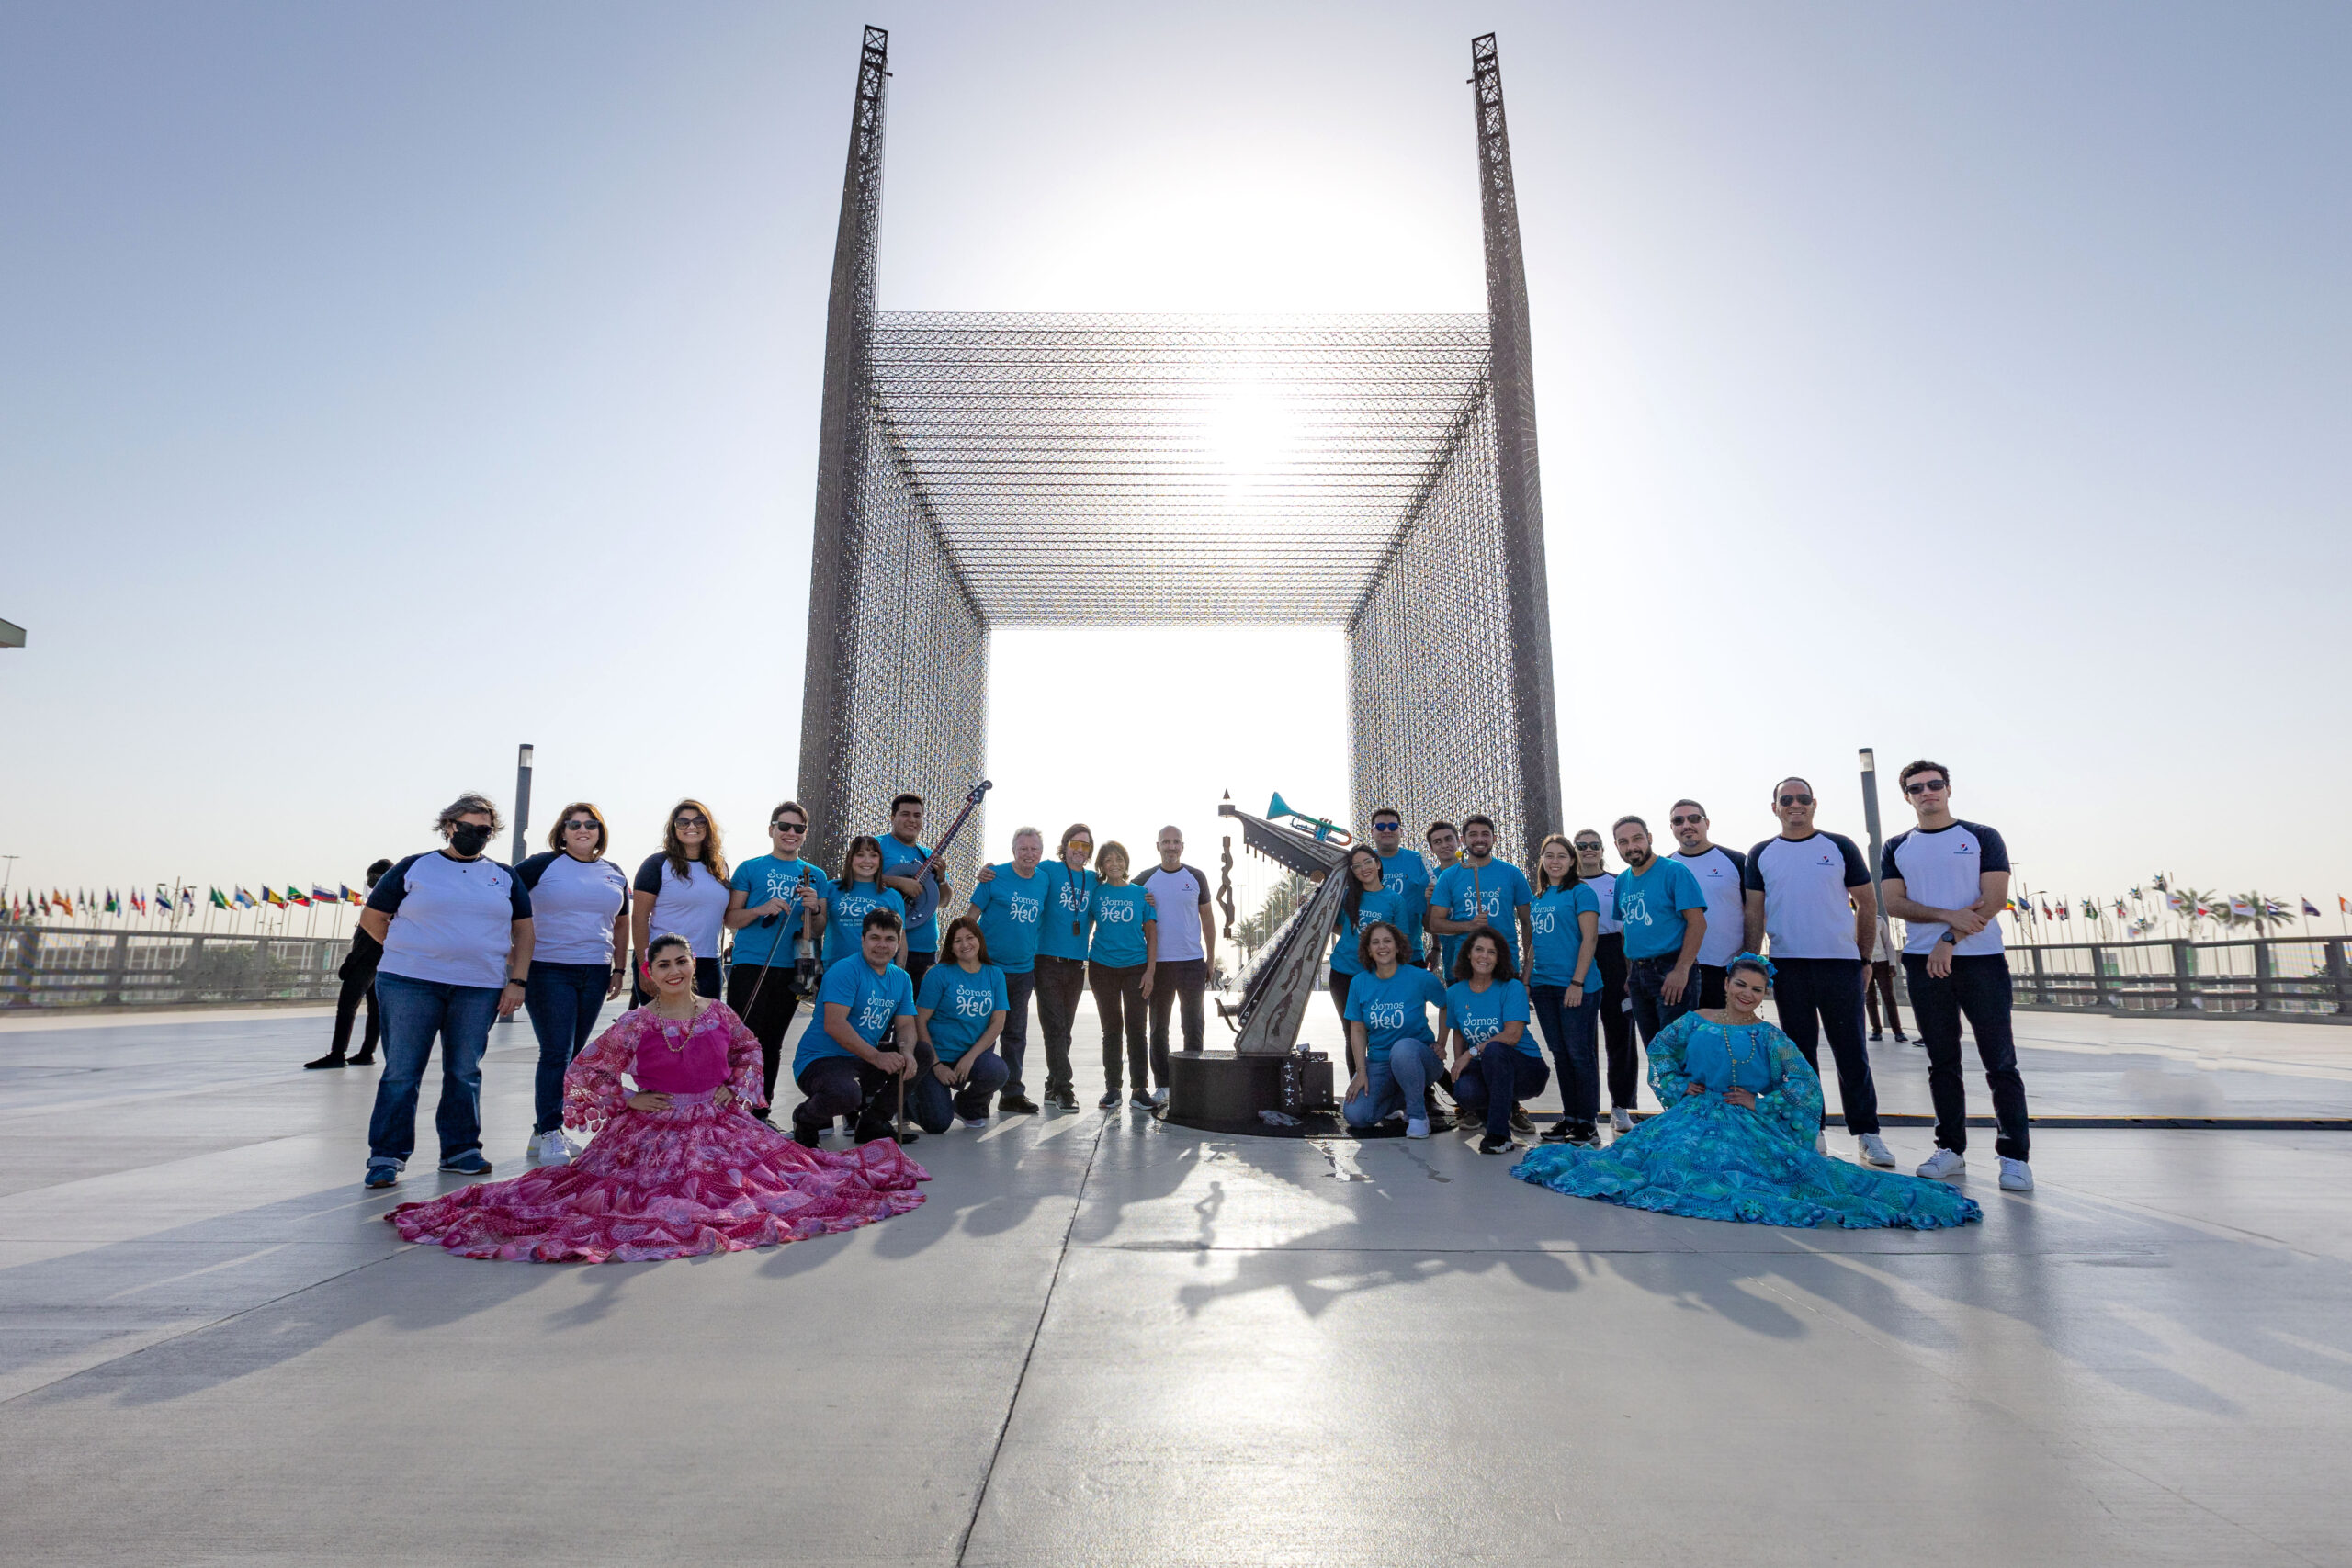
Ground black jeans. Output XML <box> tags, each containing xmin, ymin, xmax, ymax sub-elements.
<box><xmin>1865</xmin><ymin>961</ymin><xmax>1905</xmax><ymax>1036</ymax></box>
<box><xmin>1530</xmin><ymin>981</ymin><xmax>1601</xmax><ymax>1125</ymax></box>
<box><xmin>794</xmin><ymin>1055</ymin><xmax>901</xmax><ymax>1139</ymax></box>
<box><xmin>1771</xmin><ymin>956</ymin><xmax>1878</xmax><ymax>1135</ymax></box>
<box><xmin>1594</xmin><ymin>933</ymin><xmax>1635</xmax><ymax>1110</ymax></box>
<box><xmin>726</xmin><ymin>964</ymin><xmax>805</xmax><ymax>1113</ymax></box>
<box><xmin>997</xmin><ymin>970</ymin><xmax>1038</xmax><ymax>1097</ymax></box>
<box><xmin>904</xmin><ymin>949</ymin><xmax>936</xmax><ymax>990</ymax></box>
<box><xmin>1328</xmin><ymin>966</ymin><xmax>1355</xmax><ymax>1021</ymax></box>
<box><xmin>1091</xmin><ymin>962</ymin><xmax>1150</xmax><ymax>1091</ymax></box>
<box><xmin>1626</xmin><ymin>953</ymin><xmax>1696</xmax><ymax>1051</ymax></box>
<box><xmin>909</xmin><ymin>1052</ymin><xmax>1011</xmax><ymax>1130</ymax></box>
<box><xmin>1148</xmin><ymin>957</ymin><xmax>1208</xmax><ymax>1084</ymax></box>
<box><xmin>1693</xmin><ymin>963</ymin><xmax>1728</xmax><ymax>1010</ymax></box>
<box><xmin>523</xmin><ymin>962</ymin><xmax>610</xmax><ymax>1135</ymax></box>
<box><xmin>1452</xmin><ymin>1041</ymin><xmax>1552</xmax><ymax>1142</ymax></box>
<box><xmin>1031</xmin><ymin>954</ymin><xmax>1087</xmax><ymax>1098</ymax></box>
<box><xmin>635</xmin><ymin>956</ymin><xmax>721</xmax><ymax>1009</ymax></box>
<box><xmin>1904</xmin><ymin>953</ymin><xmax>2030</xmax><ymax>1160</ymax></box>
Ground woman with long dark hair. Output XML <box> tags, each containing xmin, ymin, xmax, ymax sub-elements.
<box><xmin>1088</xmin><ymin>840</ymin><xmax>1158</xmax><ymax>1109</ymax></box>
<box><xmin>1328</xmin><ymin>842</ymin><xmax>1403</xmax><ymax>1021</ymax></box>
<box><xmin>1443</xmin><ymin>928</ymin><xmax>1542</xmax><ymax>1156</ymax></box>
<box><xmin>631</xmin><ymin>799</ymin><xmax>729</xmax><ymax>1002</ymax></box>
<box><xmin>821</xmin><ymin>835</ymin><xmax>907</xmax><ymax>970</ymax></box>
<box><xmin>1528</xmin><ymin>832</ymin><xmax>1604</xmax><ymax>1147</ymax></box>
<box><xmin>514</xmin><ymin>802</ymin><xmax>631</xmax><ymax>1165</ymax></box>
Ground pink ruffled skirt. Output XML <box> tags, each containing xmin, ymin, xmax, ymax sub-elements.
<box><xmin>387</xmin><ymin>1098</ymin><xmax>928</xmax><ymax>1263</ymax></box>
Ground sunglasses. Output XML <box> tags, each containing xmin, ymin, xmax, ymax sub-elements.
<box><xmin>560</xmin><ymin>819</ymin><xmax>599</xmax><ymax>834</ymax></box>
<box><xmin>1903</xmin><ymin>779</ymin><xmax>1948</xmax><ymax>795</ymax></box>
<box><xmin>1777</xmin><ymin>794</ymin><xmax>1814</xmax><ymax>807</ymax></box>
<box><xmin>1572</xmin><ymin>841</ymin><xmax>1602</xmax><ymax>853</ymax></box>
<box><xmin>673</xmin><ymin>816</ymin><xmax>707</xmax><ymax>829</ymax></box>
<box><xmin>771</xmin><ymin>820</ymin><xmax>807</xmax><ymax>833</ymax></box>
<box><xmin>1372</xmin><ymin>823</ymin><xmax>1401</xmax><ymax>833</ymax></box>
<box><xmin>1669</xmin><ymin>814</ymin><xmax>1703</xmax><ymax>827</ymax></box>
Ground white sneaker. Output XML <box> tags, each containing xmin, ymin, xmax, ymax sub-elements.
<box><xmin>531</xmin><ymin>1130</ymin><xmax>572</xmax><ymax>1165</ymax></box>
<box><xmin>1856</xmin><ymin>1133</ymin><xmax>1895</xmax><ymax>1168</ymax></box>
<box><xmin>1611</xmin><ymin>1107</ymin><xmax>1633</xmax><ymax>1133</ymax></box>
<box><xmin>1998</xmin><ymin>1156</ymin><xmax>2034</xmax><ymax>1191</ymax></box>
<box><xmin>1916</xmin><ymin>1147</ymin><xmax>1966</xmax><ymax>1179</ymax></box>
<box><xmin>1406</xmin><ymin>1117</ymin><xmax>1430</xmax><ymax>1139</ymax></box>
<box><xmin>1151</xmin><ymin>1087</ymin><xmax>1169</xmax><ymax>1108</ymax></box>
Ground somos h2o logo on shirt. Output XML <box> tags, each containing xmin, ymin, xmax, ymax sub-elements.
<box><xmin>1366</xmin><ymin>1001</ymin><xmax>1409</xmax><ymax>1032</ymax></box>
<box><xmin>1531</xmin><ymin>908</ymin><xmax>1556</xmax><ymax>936</ymax></box>
<box><xmin>1099</xmin><ymin>900</ymin><xmax>1140</xmax><ymax>925</ymax></box>
<box><xmin>856</xmin><ymin>997</ymin><xmax>896</xmax><ymax>1034</ymax></box>
<box><xmin>1007</xmin><ymin>894</ymin><xmax>1042</xmax><ymax>926</ymax></box>
<box><xmin>952</xmin><ymin>987</ymin><xmax>992</xmax><ymax>1020</ymax></box>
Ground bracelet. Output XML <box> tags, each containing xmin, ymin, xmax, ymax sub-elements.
<box><xmin>506</xmin><ymin>976</ymin><xmax>527</xmax><ymax>987</ymax></box>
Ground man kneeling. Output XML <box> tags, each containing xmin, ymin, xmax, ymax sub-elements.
<box><xmin>795</xmin><ymin>908</ymin><xmax>925</xmax><ymax>1147</ymax></box>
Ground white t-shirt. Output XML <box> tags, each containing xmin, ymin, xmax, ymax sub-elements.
<box><xmin>1136</xmin><ymin>863</ymin><xmax>1210</xmax><ymax>962</ymax></box>
<box><xmin>1674</xmin><ymin>846</ymin><xmax>1748</xmax><ymax>967</ymax></box>
<box><xmin>1883</xmin><ymin>820</ymin><xmax>2010</xmax><ymax>957</ymax></box>
<box><xmin>517</xmin><ymin>852</ymin><xmax>630</xmax><ymax>965</ymax></box>
<box><xmin>633</xmin><ymin>854</ymin><xmax>731</xmax><ymax>960</ymax></box>
<box><xmin>1744</xmin><ymin>832</ymin><xmax>1872</xmax><ymax>960</ymax></box>
<box><xmin>1587</xmin><ymin>871</ymin><xmax>1623</xmax><ymax>936</ymax></box>
<box><xmin>368</xmin><ymin>851</ymin><xmax>530</xmax><ymax>989</ymax></box>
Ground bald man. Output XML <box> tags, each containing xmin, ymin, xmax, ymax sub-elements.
<box><xmin>1134</xmin><ymin>826</ymin><xmax>1215</xmax><ymax>1104</ymax></box>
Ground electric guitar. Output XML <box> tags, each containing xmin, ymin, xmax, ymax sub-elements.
<box><xmin>902</xmin><ymin>781</ymin><xmax>991</xmax><ymax>929</ymax></box>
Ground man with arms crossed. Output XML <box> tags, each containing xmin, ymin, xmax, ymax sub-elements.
<box><xmin>1880</xmin><ymin>760</ymin><xmax>2033</xmax><ymax>1191</ymax></box>
<box><xmin>877</xmin><ymin>793</ymin><xmax>949</xmax><ymax>989</ymax></box>
<box><xmin>1136</xmin><ymin>827</ymin><xmax>1216</xmax><ymax>1105</ymax></box>
<box><xmin>1668</xmin><ymin>798</ymin><xmax>1748</xmax><ymax>1010</ymax></box>
<box><xmin>1742</xmin><ymin>777</ymin><xmax>1894</xmax><ymax>1167</ymax></box>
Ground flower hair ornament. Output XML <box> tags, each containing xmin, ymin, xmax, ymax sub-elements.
<box><xmin>1726</xmin><ymin>951</ymin><xmax>1777</xmax><ymax>982</ymax></box>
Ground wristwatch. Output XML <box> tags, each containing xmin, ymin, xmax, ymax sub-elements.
<box><xmin>1937</xmin><ymin>930</ymin><xmax>1959</xmax><ymax>945</ymax></box>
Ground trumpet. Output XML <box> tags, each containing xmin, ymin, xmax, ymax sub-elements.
<box><xmin>1267</xmin><ymin>792</ymin><xmax>1354</xmax><ymax>847</ymax></box>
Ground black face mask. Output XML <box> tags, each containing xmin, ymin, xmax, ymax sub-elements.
<box><xmin>447</xmin><ymin>823</ymin><xmax>494</xmax><ymax>856</ymax></box>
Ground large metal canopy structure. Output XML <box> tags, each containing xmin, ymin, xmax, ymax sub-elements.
<box><xmin>798</xmin><ymin>27</ymin><xmax>1561</xmax><ymax>886</ymax></box>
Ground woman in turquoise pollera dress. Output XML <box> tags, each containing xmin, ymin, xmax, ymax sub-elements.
<box><xmin>1511</xmin><ymin>953</ymin><xmax>1982</xmax><ymax>1230</ymax></box>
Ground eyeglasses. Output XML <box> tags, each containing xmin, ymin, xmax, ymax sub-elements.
<box><xmin>560</xmin><ymin>819</ymin><xmax>599</xmax><ymax>834</ymax></box>
<box><xmin>771</xmin><ymin>820</ymin><xmax>807</xmax><ymax>834</ymax></box>
<box><xmin>1372</xmin><ymin>821</ymin><xmax>1401</xmax><ymax>832</ymax></box>
<box><xmin>1776</xmin><ymin>794</ymin><xmax>1814</xmax><ymax>807</ymax></box>
<box><xmin>1669</xmin><ymin>814</ymin><xmax>1703</xmax><ymax>827</ymax></box>
<box><xmin>1903</xmin><ymin>779</ymin><xmax>1948</xmax><ymax>795</ymax></box>
<box><xmin>673</xmin><ymin>815</ymin><xmax>707</xmax><ymax>829</ymax></box>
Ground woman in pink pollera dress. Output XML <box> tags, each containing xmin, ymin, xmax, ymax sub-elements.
<box><xmin>388</xmin><ymin>933</ymin><xmax>926</xmax><ymax>1262</ymax></box>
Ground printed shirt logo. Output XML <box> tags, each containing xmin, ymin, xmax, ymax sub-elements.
<box><xmin>1366</xmin><ymin>1001</ymin><xmax>1409</xmax><ymax>1031</ymax></box>
<box><xmin>1455</xmin><ymin>888</ymin><xmax>1504</xmax><ymax>919</ymax></box>
<box><xmin>1531</xmin><ymin>908</ymin><xmax>1555</xmax><ymax>936</ymax></box>
<box><xmin>1619</xmin><ymin>890</ymin><xmax>1654</xmax><ymax>928</ymax></box>
<box><xmin>1057</xmin><ymin>882</ymin><xmax>1091</xmax><ymax>915</ymax></box>
<box><xmin>1101</xmin><ymin>901</ymin><xmax>1138</xmax><ymax>925</ymax></box>
<box><xmin>952</xmin><ymin>986</ymin><xmax>991</xmax><ymax>1020</ymax></box>
<box><xmin>856</xmin><ymin>995</ymin><xmax>895</xmax><ymax>1033</ymax></box>
<box><xmin>1816</xmin><ymin>852</ymin><xmax>1836</xmax><ymax>866</ymax></box>
<box><xmin>1457</xmin><ymin>1011</ymin><xmax>1501</xmax><ymax>1045</ymax></box>
<box><xmin>1008</xmin><ymin>894</ymin><xmax>1042</xmax><ymax>926</ymax></box>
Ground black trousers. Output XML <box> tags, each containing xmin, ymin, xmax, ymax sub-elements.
<box><xmin>726</xmin><ymin>964</ymin><xmax>805</xmax><ymax>1112</ymax></box>
<box><xmin>1091</xmin><ymin>962</ymin><xmax>1150</xmax><ymax>1091</ymax></box>
<box><xmin>793</xmin><ymin>1055</ymin><xmax>901</xmax><ymax>1138</ymax></box>
<box><xmin>1693</xmin><ymin>963</ymin><xmax>1728</xmax><ymax>1010</ymax></box>
<box><xmin>1865</xmin><ymin>960</ymin><xmax>1905</xmax><ymax>1036</ymax></box>
<box><xmin>330</xmin><ymin>964</ymin><xmax>380</xmax><ymax>1058</ymax></box>
<box><xmin>1031</xmin><ymin>954</ymin><xmax>1087</xmax><ymax>1097</ymax></box>
<box><xmin>1904</xmin><ymin>953</ymin><xmax>2030</xmax><ymax>1160</ymax></box>
<box><xmin>1771</xmin><ymin>956</ymin><xmax>1879</xmax><ymax>1135</ymax></box>
<box><xmin>904</xmin><ymin>949</ymin><xmax>936</xmax><ymax>989</ymax></box>
<box><xmin>1328</xmin><ymin>966</ymin><xmax>1356</xmax><ymax>1021</ymax></box>
<box><xmin>635</xmin><ymin>956</ymin><xmax>722</xmax><ymax>1009</ymax></box>
<box><xmin>1148</xmin><ymin>957</ymin><xmax>1208</xmax><ymax>1085</ymax></box>
<box><xmin>1595</xmin><ymin>934</ymin><xmax>1635</xmax><ymax>1110</ymax></box>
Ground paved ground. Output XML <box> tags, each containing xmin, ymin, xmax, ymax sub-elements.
<box><xmin>1</xmin><ymin>998</ymin><xmax>2346</xmax><ymax>1565</ymax></box>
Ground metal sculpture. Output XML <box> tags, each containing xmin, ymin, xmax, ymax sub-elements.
<box><xmin>795</xmin><ymin>28</ymin><xmax>1562</xmax><ymax>881</ymax></box>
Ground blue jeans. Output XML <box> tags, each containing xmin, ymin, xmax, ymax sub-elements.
<box><xmin>1343</xmin><ymin>1040</ymin><xmax>1445</xmax><ymax>1128</ymax></box>
<box><xmin>1530</xmin><ymin>982</ymin><xmax>1601</xmax><ymax>1124</ymax></box>
<box><xmin>368</xmin><ymin>972</ymin><xmax>499</xmax><ymax>1166</ymax></box>
<box><xmin>525</xmin><ymin>962</ymin><xmax>610</xmax><ymax>1135</ymax></box>
<box><xmin>1452</xmin><ymin>1040</ymin><xmax>1552</xmax><ymax>1140</ymax></box>
<box><xmin>997</xmin><ymin>970</ymin><xmax>1037</xmax><ymax>1097</ymax></box>
<box><xmin>909</xmin><ymin>1051</ymin><xmax>1011</xmax><ymax>1131</ymax></box>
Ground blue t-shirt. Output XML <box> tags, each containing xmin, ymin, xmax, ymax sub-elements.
<box><xmin>1528</xmin><ymin>882</ymin><xmax>1601</xmax><ymax>987</ymax></box>
<box><xmin>916</xmin><ymin>960</ymin><xmax>1008</xmax><ymax>1063</ymax></box>
<box><xmin>1445</xmin><ymin>976</ymin><xmax>1536</xmax><ymax>1058</ymax></box>
<box><xmin>1329</xmin><ymin>886</ymin><xmax>1406</xmax><ymax>977</ymax></box>
<box><xmin>799</xmin><ymin>956</ymin><xmax>916</xmax><ymax>1074</ymax></box>
<box><xmin>876</xmin><ymin>836</ymin><xmax>938</xmax><ymax>953</ymax></box>
<box><xmin>969</xmin><ymin>863</ymin><xmax>1049</xmax><ymax>975</ymax></box>
<box><xmin>1090</xmin><ymin>882</ymin><xmax>1157</xmax><ymax>968</ymax></box>
<box><xmin>1380</xmin><ymin>851</ymin><xmax>1432</xmax><ymax>950</ymax></box>
<box><xmin>1035</xmin><ymin>862</ymin><xmax>1100</xmax><ymax>963</ymax></box>
<box><xmin>1340</xmin><ymin>964</ymin><xmax>1449</xmax><ymax>1064</ymax></box>
<box><xmin>1613</xmin><ymin>856</ymin><xmax>1706</xmax><ymax>961</ymax></box>
<box><xmin>1430</xmin><ymin>859</ymin><xmax>1534</xmax><ymax>976</ymax></box>
<box><xmin>820</xmin><ymin>881</ymin><xmax>908</xmax><ymax>969</ymax></box>
<box><xmin>728</xmin><ymin>856</ymin><xmax>835</xmax><ymax>970</ymax></box>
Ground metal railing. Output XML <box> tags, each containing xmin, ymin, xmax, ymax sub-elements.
<box><xmin>0</xmin><ymin>925</ymin><xmax>349</xmax><ymax>1010</ymax></box>
<box><xmin>2006</xmin><ymin>936</ymin><xmax>2352</xmax><ymax>1020</ymax></box>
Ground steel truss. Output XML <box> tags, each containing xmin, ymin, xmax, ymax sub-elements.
<box><xmin>798</xmin><ymin>28</ymin><xmax>1561</xmax><ymax>875</ymax></box>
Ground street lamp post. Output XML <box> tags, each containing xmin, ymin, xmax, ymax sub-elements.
<box><xmin>511</xmin><ymin>744</ymin><xmax>535</xmax><ymax>868</ymax></box>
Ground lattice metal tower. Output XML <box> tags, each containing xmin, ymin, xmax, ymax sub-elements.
<box><xmin>797</xmin><ymin>27</ymin><xmax>1561</xmax><ymax>885</ymax></box>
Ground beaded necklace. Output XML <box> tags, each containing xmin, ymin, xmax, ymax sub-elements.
<box><xmin>1718</xmin><ymin>1015</ymin><xmax>1760</xmax><ymax>1085</ymax></box>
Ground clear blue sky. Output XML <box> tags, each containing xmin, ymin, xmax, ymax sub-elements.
<box><xmin>3</xmin><ymin>1</ymin><xmax>2346</xmax><ymax>914</ymax></box>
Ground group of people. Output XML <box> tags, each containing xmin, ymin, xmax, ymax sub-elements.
<box><xmin>337</xmin><ymin>760</ymin><xmax>2033</xmax><ymax>1262</ymax></box>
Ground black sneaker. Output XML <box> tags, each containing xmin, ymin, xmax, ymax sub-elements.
<box><xmin>1869</xmin><ymin>1032</ymin><xmax>1883</xmax><ymax>1042</ymax></box>
<box><xmin>1477</xmin><ymin>1134</ymin><xmax>1514</xmax><ymax>1156</ymax></box>
<box><xmin>999</xmin><ymin>1093</ymin><xmax>1040</xmax><ymax>1114</ymax></box>
<box><xmin>1098</xmin><ymin>1089</ymin><xmax>1123</xmax><ymax>1109</ymax></box>
<box><xmin>791</xmin><ymin>1124</ymin><xmax>820</xmax><ymax>1148</ymax></box>
<box><xmin>895</xmin><ymin>1127</ymin><xmax>922</xmax><ymax>1145</ymax></box>
<box><xmin>1567</xmin><ymin>1122</ymin><xmax>1600</xmax><ymax>1148</ymax></box>
<box><xmin>1129</xmin><ymin>1090</ymin><xmax>1156</xmax><ymax>1111</ymax></box>
<box><xmin>1541</xmin><ymin>1117</ymin><xmax>1577</xmax><ymax>1143</ymax></box>
<box><xmin>347</xmin><ymin>1054</ymin><xmax>376</xmax><ymax>1066</ymax></box>
<box><xmin>854</xmin><ymin>1123</ymin><xmax>897</xmax><ymax>1145</ymax></box>
<box><xmin>1047</xmin><ymin>1088</ymin><xmax>1080</xmax><ymax>1112</ymax></box>
<box><xmin>303</xmin><ymin>1053</ymin><xmax>346</xmax><ymax>1070</ymax></box>
<box><xmin>1509</xmin><ymin>1106</ymin><xmax>1535</xmax><ymax>1134</ymax></box>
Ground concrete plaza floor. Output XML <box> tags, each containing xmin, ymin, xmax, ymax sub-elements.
<box><xmin>1</xmin><ymin>997</ymin><xmax>2347</xmax><ymax>1565</ymax></box>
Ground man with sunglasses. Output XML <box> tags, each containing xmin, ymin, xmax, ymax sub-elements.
<box><xmin>1880</xmin><ymin>760</ymin><xmax>2032</xmax><ymax>1191</ymax></box>
<box><xmin>1366</xmin><ymin>810</ymin><xmax>1431</xmax><ymax>967</ymax></box>
<box><xmin>1668</xmin><ymin>799</ymin><xmax>1748</xmax><ymax>1010</ymax></box>
<box><xmin>1742</xmin><ymin>778</ymin><xmax>1894</xmax><ymax>1167</ymax></box>
<box><xmin>877</xmin><ymin>794</ymin><xmax>948</xmax><ymax>987</ymax></box>
<box><xmin>726</xmin><ymin>803</ymin><xmax>834</xmax><ymax>1120</ymax></box>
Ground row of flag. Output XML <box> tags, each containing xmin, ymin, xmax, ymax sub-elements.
<box><xmin>1997</xmin><ymin>886</ymin><xmax>2344</xmax><ymax>929</ymax></box>
<box><xmin>6</xmin><ymin>885</ymin><xmax>365</xmax><ymax>922</ymax></box>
